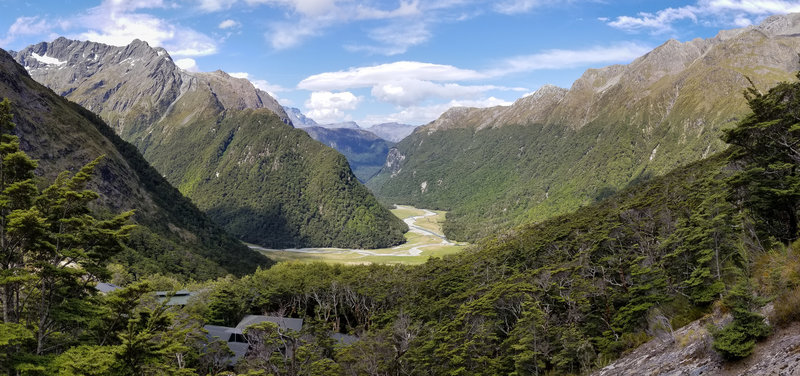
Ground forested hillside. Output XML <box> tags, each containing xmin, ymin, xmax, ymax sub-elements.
<box><xmin>0</xmin><ymin>49</ymin><xmax>269</xmax><ymax>279</ymax></box>
<box><xmin>369</xmin><ymin>14</ymin><xmax>800</xmax><ymax>242</ymax></box>
<box><xmin>14</xmin><ymin>38</ymin><xmax>407</xmax><ymax>249</ymax></box>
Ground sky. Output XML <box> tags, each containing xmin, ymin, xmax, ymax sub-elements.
<box><xmin>2</xmin><ymin>1</ymin><xmax>800</xmax><ymax>127</ymax></box>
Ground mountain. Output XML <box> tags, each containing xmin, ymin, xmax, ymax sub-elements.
<box><xmin>0</xmin><ymin>48</ymin><xmax>271</xmax><ymax>279</ymax></box>
<box><xmin>322</xmin><ymin>121</ymin><xmax>361</xmax><ymax>129</ymax></box>
<box><xmin>283</xmin><ymin>107</ymin><xmax>361</xmax><ymax>130</ymax></box>
<box><xmin>282</xmin><ymin>106</ymin><xmax>394</xmax><ymax>181</ymax></box>
<box><xmin>284</xmin><ymin>106</ymin><xmax>319</xmax><ymax>128</ymax></box>
<box><xmin>366</xmin><ymin>122</ymin><xmax>418</xmax><ymax>143</ymax></box>
<box><xmin>368</xmin><ymin>13</ymin><xmax>800</xmax><ymax>241</ymax></box>
<box><xmin>16</xmin><ymin>38</ymin><xmax>407</xmax><ymax>249</ymax></box>
<box><xmin>301</xmin><ymin>126</ymin><xmax>394</xmax><ymax>182</ymax></box>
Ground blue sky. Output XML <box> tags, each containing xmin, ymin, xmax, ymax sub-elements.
<box><xmin>2</xmin><ymin>0</ymin><xmax>800</xmax><ymax>126</ymax></box>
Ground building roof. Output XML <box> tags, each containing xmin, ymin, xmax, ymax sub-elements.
<box><xmin>331</xmin><ymin>333</ymin><xmax>359</xmax><ymax>346</ymax></box>
<box><xmin>205</xmin><ymin>317</ymin><xmax>360</xmax><ymax>366</ymax></box>
<box><xmin>235</xmin><ymin>315</ymin><xmax>304</xmax><ymax>332</ymax></box>
<box><xmin>155</xmin><ymin>290</ymin><xmax>195</xmax><ymax>306</ymax></box>
<box><xmin>203</xmin><ymin>325</ymin><xmax>247</xmax><ymax>363</ymax></box>
<box><xmin>95</xmin><ymin>282</ymin><xmax>120</xmax><ymax>294</ymax></box>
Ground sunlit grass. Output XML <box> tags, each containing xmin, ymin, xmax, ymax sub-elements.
<box><xmin>252</xmin><ymin>205</ymin><xmax>468</xmax><ymax>265</ymax></box>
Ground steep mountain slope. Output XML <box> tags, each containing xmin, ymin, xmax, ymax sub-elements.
<box><xmin>366</xmin><ymin>122</ymin><xmax>418</xmax><ymax>143</ymax></box>
<box><xmin>15</xmin><ymin>38</ymin><xmax>406</xmax><ymax>248</ymax></box>
<box><xmin>0</xmin><ymin>48</ymin><xmax>270</xmax><ymax>278</ymax></box>
<box><xmin>301</xmin><ymin>126</ymin><xmax>394</xmax><ymax>182</ymax></box>
<box><xmin>369</xmin><ymin>13</ymin><xmax>800</xmax><ymax>241</ymax></box>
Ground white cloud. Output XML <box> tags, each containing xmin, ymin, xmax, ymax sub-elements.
<box><xmin>267</xmin><ymin>22</ymin><xmax>319</xmax><ymax>49</ymax></box>
<box><xmin>107</xmin><ymin>0</ymin><xmax>168</xmax><ymax>11</ymax></box>
<box><xmin>371</xmin><ymin>80</ymin><xmax>524</xmax><ymax>106</ymax></box>
<box><xmin>346</xmin><ymin>21</ymin><xmax>431</xmax><ymax>56</ymax></box>
<box><xmin>362</xmin><ymin>97</ymin><xmax>513</xmax><ymax>126</ymax></box>
<box><xmin>299</xmin><ymin>61</ymin><xmax>485</xmax><ymax>91</ymax></box>
<box><xmin>355</xmin><ymin>1</ymin><xmax>421</xmax><ymax>19</ymax></box>
<box><xmin>606</xmin><ymin>6</ymin><xmax>699</xmax><ymax>33</ymax></box>
<box><xmin>197</xmin><ymin>0</ymin><xmax>238</xmax><ymax>12</ymax></box>
<box><xmin>705</xmin><ymin>0</ymin><xmax>800</xmax><ymax>14</ymax></box>
<box><xmin>175</xmin><ymin>58</ymin><xmax>199</xmax><ymax>72</ymax></box>
<box><xmin>246</xmin><ymin>0</ymin><xmax>339</xmax><ymax>17</ymax></box>
<box><xmin>0</xmin><ymin>16</ymin><xmax>59</xmax><ymax>47</ymax></box>
<box><xmin>606</xmin><ymin>0</ymin><xmax>800</xmax><ymax>33</ymax></box>
<box><xmin>218</xmin><ymin>19</ymin><xmax>240</xmax><ymax>29</ymax></box>
<box><xmin>228</xmin><ymin>72</ymin><xmax>288</xmax><ymax>95</ymax></box>
<box><xmin>489</xmin><ymin>42</ymin><xmax>653</xmax><ymax>75</ymax></box>
<box><xmin>304</xmin><ymin>91</ymin><xmax>361</xmax><ymax>123</ymax></box>
<box><xmin>299</xmin><ymin>43</ymin><xmax>646</xmax><ymax>107</ymax></box>
<box><xmin>193</xmin><ymin>0</ymin><xmax>429</xmax><ymax>51</ymax></box>
<box><xmin>1</xmin><ymin>1</ymin><xmax>215</xmax><ymax>55</ymax></box>
<box><xmin>494</xmin><ymin>0</ymin><xmax>546</xmax><ymax>14</ymax></box>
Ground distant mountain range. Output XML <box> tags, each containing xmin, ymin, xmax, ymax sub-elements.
<box><xmin>369</xmin><ymin>13</ymin><xmax>800</xmax><ymax>241</ymax></box>
<box><xmin>0</xmin><ymin>48</ymin><xmax>271</xmax><ymax>278</ymax></box>
<box><xmin>15</xmin><ymin>37</ymin><xmax>406</xmax><ymax>249</ymax></box>
<box><xmin>365</xmin><ymin>122</ymin><xmax>419</xmax><ymax>143</ymax></box>
<box><xmin>301</xmin><ymin>126</ymin><xmax>394</xmax><ymax>182</ymax></box>
<box><xmin>282</xmin><ymin>106</ymin><xmax>417</xmax><ymax>181</ymax></box>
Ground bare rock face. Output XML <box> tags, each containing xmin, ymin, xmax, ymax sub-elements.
<box><xmin>14</xmin><ymin>37</ymin><xmax>289</xmax><ymax>141</ymax></box>
<box><xmin>384</xmin><ymin>147</ymin><xmax>406</xmax><ymax>178</ymax></box>
<box><xmin>593</xmin><ymin>306</ymin><xmax>800</xmax><ymax>376</ymax></box>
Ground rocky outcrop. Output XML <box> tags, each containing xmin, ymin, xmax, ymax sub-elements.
<box><xmin>593</xmin><ymin>306</ymin><xmax>800</xmax><ymax>376</ymax></box>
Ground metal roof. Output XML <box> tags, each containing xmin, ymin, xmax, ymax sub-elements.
<box><xmin>235</xmin><ymin>315</ymin><xmax>304</xmax><ymax>332</ymax></box>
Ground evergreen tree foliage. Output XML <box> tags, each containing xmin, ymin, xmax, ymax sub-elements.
<box><xmin>722</xmin><ymin>73</ymin><xmax>800</xmax><ymax>244</ymax></box>
<box><xmin>711</xmin><ymin>278</ymin><xmax>771</xmax><ymax>360</ymax></box>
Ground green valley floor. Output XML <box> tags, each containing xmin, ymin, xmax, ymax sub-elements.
<box><xmin>250</xmin><ymin>205</ymin><xmax>469</xmax><ymax>265</ymax></box>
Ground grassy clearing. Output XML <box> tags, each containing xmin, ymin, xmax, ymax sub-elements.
<box><xmin>413</xmin><ymin>209</ymin><xmax>446</xmax><ymax>234</ymax></box>
<box><xmin>253</xmin><ymin>205</ymin><xmax>468</xmax><ymax>265</ymax></box>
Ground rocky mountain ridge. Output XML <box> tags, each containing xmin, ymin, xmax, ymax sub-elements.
<box><xmin>14</xmin><ymin>37</ymin><xmax>288</xmax><ymax>141</ymax></box>
<box><xmin>425</xmin><ymin>13</ymin><xmax>800</xmax><ymax>135</ymax></box>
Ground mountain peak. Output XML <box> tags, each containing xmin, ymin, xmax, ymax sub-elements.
<box><xmin>756</xmin><ymin>12</ymin><xmax>800</xmax><ymax>37</ymax></box>
<box><xmin>14</xmin><ymin>37</ymin><xmax>289</xmax><ymax>133</ymax></box>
